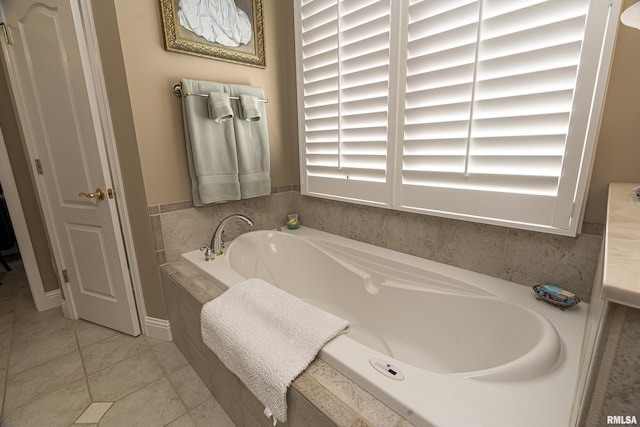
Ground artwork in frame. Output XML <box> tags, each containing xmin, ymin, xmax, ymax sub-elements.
<box><xmin>160</xmin><ymin>0</ymin><xmax>265</xmax><ymax>68</ymax></box>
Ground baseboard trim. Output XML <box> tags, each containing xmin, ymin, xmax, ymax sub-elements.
<box><xmin>145</xmin><ymin>316</ymin><xmax>172</xmax><ymax>341</ymax></box>
<box><xmin>60</xmin><ymin>297</ymin><xmax>70</xmax><ymax>318</ymax></box>
<box><xmin>39</xmin><ymin>289</ymin><xmax>62</xmax><ymax>312</ymax></box>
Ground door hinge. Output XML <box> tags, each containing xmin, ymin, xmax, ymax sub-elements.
<box><xmin>62</xmin><ymin>269</ymin><xmax>70</xmax><ymax>283</ymax></box>
<box><xmin>35</xmin><ymin>159</ymin><xmax>44</xmax><ymax>175</ymax></box>
<box><xmin>0</xmin><ymin>23</ymin><xmax>13</xmax><ymax>45</ymax></box>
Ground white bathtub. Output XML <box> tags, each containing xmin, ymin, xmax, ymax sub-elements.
<box><xmin>183</xmin><ymin>226</ymin><xmax>588</xmax><ymax>427</ymax></box>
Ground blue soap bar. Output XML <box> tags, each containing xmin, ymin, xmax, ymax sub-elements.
<box><xmin>533</xmin><ymin>282</ymin><xmax>580</xmax><ymax>309</ymax></box>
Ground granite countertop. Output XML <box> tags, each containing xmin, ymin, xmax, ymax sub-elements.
<box><xmin>602</xmin><ymin>183</ymin><xmax>640</xmax><ymax>309</ymax></box>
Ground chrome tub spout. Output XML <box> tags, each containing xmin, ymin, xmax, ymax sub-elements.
<box><xmin>203</xmin><ymin>214</ymin><xmax>254</xmax><ymax>260</ymax></box>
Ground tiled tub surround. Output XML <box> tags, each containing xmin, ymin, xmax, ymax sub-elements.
<box><xmin>151</xmin><ymin>191</ymin><xmax>603</xmax><ymax>301</ymax></box>
<box><xmin>160</xmin><ymin>261</ymin><xmax>414</xmax><ymax>426</ymax></box>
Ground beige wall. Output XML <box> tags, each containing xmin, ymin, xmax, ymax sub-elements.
<box><xmin>113</xmin><ymin>0</ymin><xmax>298</xmax><ymax>206</ymax></box>
<box><xmin>584</xmin><ymin>0</ymin><xmax>640</xmax><ymax>223</ymax></box>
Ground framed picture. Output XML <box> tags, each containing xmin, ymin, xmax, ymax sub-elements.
<box><xmin>160</xmin><ymin>0</ymin><xmax>265</xmax><ymax>68</ymax></box>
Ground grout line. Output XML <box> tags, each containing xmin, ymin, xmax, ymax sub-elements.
<box><xmin>0</xmin><ymin>290</ymin><xmax>16</xmax><ymax>423</ymax></box>
<box><xmin>73</xmin><ymin>324</ymin><xmax>95</xmax><ymax>404</ymax></box>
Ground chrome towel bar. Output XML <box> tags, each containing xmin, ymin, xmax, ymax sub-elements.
<box><xmin>172</xmin><ymin>83</ymin><xmax>268</xmax><ymax>103</ymax></box>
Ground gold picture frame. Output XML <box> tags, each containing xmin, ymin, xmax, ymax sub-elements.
<box><xmin>160</xmin><ymin>0</ymin><xmax>265</xmax><ymax>68</ymax></box>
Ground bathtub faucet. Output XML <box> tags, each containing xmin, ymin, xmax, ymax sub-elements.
<box><xmin>203</xmin><ymin>214</ymin><xmax>254</xmax><ymax>260</ymax></box>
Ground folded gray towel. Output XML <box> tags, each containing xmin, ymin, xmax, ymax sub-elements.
<box><xmin>228</xmin><ymin>84</ymin><xmax>271</xmax><ymax>199</ymax></box>
<box><xmin>181</xmin><ymin>79</ymin><xmax>241</xmax><ymax>205</ymax></box>
<box><xmin>208</xmin><ymin>92</ymin><xmax>233</xmax><ymax>122</ymax></box>
<box><xmin>239</xmin><ymin>94</ymin><xmax>261</xmax><ymax>122</ymax></box>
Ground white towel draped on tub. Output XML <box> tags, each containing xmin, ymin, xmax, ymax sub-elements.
<box><xmin>201</xmin><ymin>278</ymin><xmax>349</xmax><ymax>424</ymax></box>
<box><xmin>228</xmin><ymin>83</ymin><xmax>271</xmax><ymax>199</ymax></box>
<box><xmin>181</xmin><ymin>79</ymin><xmax>240</xmax><ymax>205</ymax></box>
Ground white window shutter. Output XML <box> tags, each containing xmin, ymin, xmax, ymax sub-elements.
<box><xmin>399</xmin><ymin>0</ymin><xmax>598</xmax><ymax>231</ymax></box>
<box><xmin>299</xmin><ymin>0</ymin><xmax>392</xmax><ymax>203</ymax></box>
<box><xmin>295</xmin><ymin>0</ymin><xmax>619</xmax><ymax>235</ymax></box>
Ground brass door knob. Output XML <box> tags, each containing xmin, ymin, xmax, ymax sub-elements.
<box><xmin>79</xmin><ymin>188</ymin><xmax>105</xmax><ymax>201</ymax></box>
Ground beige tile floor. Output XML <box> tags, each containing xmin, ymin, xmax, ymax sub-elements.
<box><xmin>0</xmin><ymin>256</ymin><xmax>236</xmax><ymax>427</ymax></box>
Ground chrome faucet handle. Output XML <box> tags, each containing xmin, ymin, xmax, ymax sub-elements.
<box><xmin>200</xmin><ymin>246</ymin><xmax>216</xmax><ymax>261</ymax></box>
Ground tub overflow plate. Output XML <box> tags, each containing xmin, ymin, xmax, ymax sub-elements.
<box><xmin>369</xmin><ymin>358</ymin><xmax>405</xmax><ymax>381</ymax></box>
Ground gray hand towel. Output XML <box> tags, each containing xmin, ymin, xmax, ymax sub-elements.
<box><xmin>208</xmin><ymin>92</ymin><xmax>233</xmax><ymax>122</ymax></box>
<box><xmin>239</xmin><ymin>94</ymin><xmax>261</xmax><ymax>121</ymax></box>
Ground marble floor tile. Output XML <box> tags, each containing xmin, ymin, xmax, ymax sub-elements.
<box><xmin>0</xmin><ymin>330</ymin><xmax>11</xmax><ymax>355</ymax></box>
<box><xmin>12</xmin><ymin>306</ymin><xmax>67</xmax><ymax>333</ymax></box>
<box><xmin>2</xmin><ymin>379</ymin><xmax>91</xmax><ymax>427</ymax></box>
<box><xmin>81</xmin><ymin>333</ymin><xmax>148</xmax><ymax>374</ymax></box>
<box><xmin>11</xmin><ymin>310</ymin><xmax>73</xmax><ymax>344</ymax></box>
<box><xmin>74</xmin><ymin>319</ymin><xmax>119</xmax><ymax>348</ymax></box>
<box><xmin>168</xmin><ymin>364</ymin><xmax>212</xmax><ymax>409</ymax></box>
<box><xmin>8</xmin><ymin>324</ymin><xmax>78</xmax><ymax>375</ymax></box>
<box><xmin>87</xmin><ymin>349</ymin><xmax>164</xmax><ymax>401</ymax></box>
<box><xmin>190</xmin><ymin>397</ymin><xmax>236</xmax><ymax>427</ymax></box>
<box><xmin>0</xmin><ymin>299</ymin><xmax>15</xmax><ymax>316</ymax></box>
<box><xmin>0</xmin><ymin>312</ymin><xmax>13</xmax><ymax>338</ymax></box>
<box><xmin>144</xmin><ymin>334</ymin><xmax>168</xmax><ymax>347</ymax></box>
<box><xmin>167</xmin><ymin>413</ymin><xmax>197</xmax><ymax>427</ymax></box>
<box><xmin>0</xmin><ymin>368</ymin><xmax>6</xmax><ymax>412</ymax></box>
<box><xmin>150</xmin><ymin>339</ymin><xmax>190</xmax><ymax>374</ymax></box>
<box><xmin>4</xmin><ymin>350</ymin><xmax>84</xmax><ymax>410</ymax></box>
<box><xmin>98</xmin><ymin>377</ymin><xmax>186</xmax><ymax>427</ymax></box>
<box><xmin>74</xmin><ymin>401</ymin><xmax>113</xmax><ymax>423</ymax></box>
<box><xmin>0</xmin><ymin>349</ymin><xmax>8</xmax><ymax>369</ymax></box>
<box><xmin>12</xmin><ymin>302</ymin><xmax>37</xmax><ymax>320</ymax></box>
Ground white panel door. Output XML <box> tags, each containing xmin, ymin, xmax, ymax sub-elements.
<box><xmin>2</xmin><ymin>0</ymin><xmax>141</xmax><ymax>335</ymax></box>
